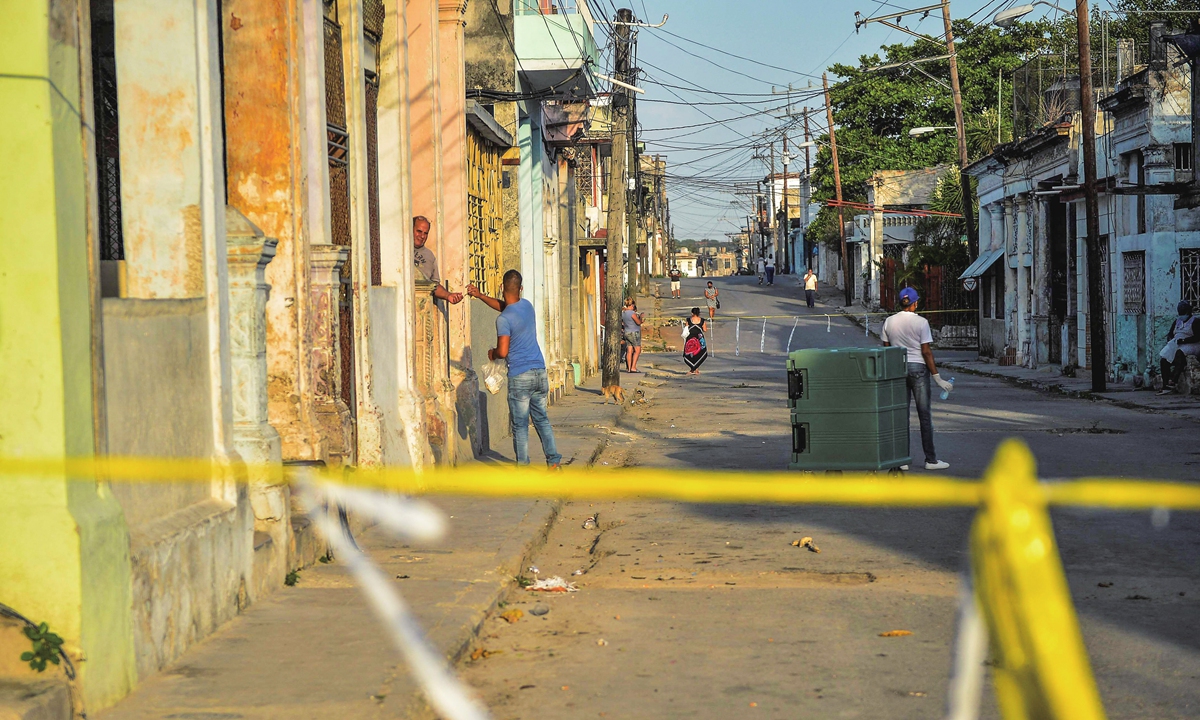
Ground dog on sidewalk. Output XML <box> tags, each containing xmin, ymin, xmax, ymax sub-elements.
<box><xmin>601</xmin><ymin>385</ymin><xmax>626</xmax><ymax>404</ymax></box>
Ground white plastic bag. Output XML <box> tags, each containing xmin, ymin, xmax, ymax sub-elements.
<box><xmin>481</xmin><ymin>359</ymin><xmax>507</xmax><ymax>394</ymax></box>
<box><xmin>1161</xmin><ymin>338</ymin><xmax>1180</xmax><ymax>361</ymax></box>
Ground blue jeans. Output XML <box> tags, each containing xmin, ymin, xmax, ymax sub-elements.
<box><xmin>765</xmin><ymin>267</ymin><xmax>775</xmax><ymax>284</ymax></box>
<box><xmin>906</xmin><ymin>362</ymin><xmax>938</xmax><ymax>464</ymax></box>
<box><xmin>508</xmin><ymin>368</ymin><xmax>561</xmax><ymax>466</ymax></box>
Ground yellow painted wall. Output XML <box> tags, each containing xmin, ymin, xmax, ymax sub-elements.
<box><xmin>0</xmin><ymin>0</ymin><xmax>137</xmax><ymax>710</ymax></box>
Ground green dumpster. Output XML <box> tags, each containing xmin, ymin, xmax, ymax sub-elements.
<box><xmin>787</xmin><ymin>347</ymin><xmax>910</xmax><ymax>471</ymax></box>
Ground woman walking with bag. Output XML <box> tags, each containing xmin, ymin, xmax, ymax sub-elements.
<box><xmin>704</xmin><ymin>281</ymin><xmax>719</xmax><ymax>322</ymax></box>
<box><xmin>682</xmin><ymin>307</ymin><xmax>708</xmax><ymax>375</ymax></box>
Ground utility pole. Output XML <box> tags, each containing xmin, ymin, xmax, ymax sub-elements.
<box><xmin>803</xmin><ymin>108</ymin><xmax>812</xmax><ymax>271</ymax></box>
<box><xmin>823</xmin><ymin>73</ymin><xmax>852</xmax><ymax>307</ymax></box>
<box><xmin>1076</xmin><ymin>0</ymin><xmax>1106</xmax><ymax>391</ymax></box>
<box><xmin>854</xmin><ymin>2</ymin><xmax>978</xmax><ymax>256</ymax></box>
<box><xmin>767</xmin><ymin>141</ymin><xmax>777</xmax><ymax>263</ymax></box>
<box><xmin>626</xmin><ymin>19</ymin><xmax>642</xmax><ymax>298</ymax></box>
<box><xmin>603</xmin><ymin>7</ymin><xmax>633</xmax><ymax>390</ymax></box>
<box><xmin>939</xmin><ymin>0</ymin><xmax>977</xmax><ymax>257</ymax></box>
<box><xmin>782</xmin><ymin>131</ymin><xmax>791</xmax><ymax>275</ymax></box>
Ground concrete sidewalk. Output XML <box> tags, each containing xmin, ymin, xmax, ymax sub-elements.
<box><xmin>95</xmin><ymin>377</ymin><xmax>623</xmax><ymax>720</ymax></box>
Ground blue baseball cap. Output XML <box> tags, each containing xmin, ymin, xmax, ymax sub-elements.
<box><xmin>899</xmin><ymin>287</ymin><xmax>919</xmax><ymax>305</ymax></box>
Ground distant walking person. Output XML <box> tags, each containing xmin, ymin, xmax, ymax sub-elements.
<box><xmin>622</xmin><ymin>297</ymin><xmax>644</xmax><ymax>373</ymax></box>
<box><xmin>467</xmin><ymin>271</ymin><xmax>561</xmax><ymax>468</ymax></box>
<box><xmin>881</xmin><ymin>288</ymin><xmax>953</xmax><ymax>471</ymax></box>
<box><xmin>682</xmin><ymin>307</ymin><xmax>708</xmax><ymax>375</ymax></box>
<box><xmin>765</xmin><ymin>255</ymin><xmax>776</xmax><ymax>286</ymax></box>
<box><xmin>1158</xmin><ymin>301</ymin><xmax>1200</xmax><ymax>394</ymax></box>
<box><xmin>669</xmin><ymin>266</ymin><xmax>682</xmax><ymax>298</ymax></box>
<box><xmin>704</xmin><ymin>281</ymin><xmax>719</xmax><ymax>321</ymax></box>
<box><xmin>804</xmin><ymin>268</ymin><xmax>818</xmax><ymax>308</ymax></box>
<box><xmin>756</xmin><ymin>257</ymin><xmax>766</xmax><ymax>285</ymax></box>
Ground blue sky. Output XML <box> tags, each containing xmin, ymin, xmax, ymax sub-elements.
<box><xmin>590</xmin><ymin>0</ymin><xmax>1036</xmax><ymax>240</ymax></box>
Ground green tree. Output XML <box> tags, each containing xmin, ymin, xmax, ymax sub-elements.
<box><xmin>808</xmin><ymin>18</ymin><xmax>1069</xmax><ymax>252</ymax></box>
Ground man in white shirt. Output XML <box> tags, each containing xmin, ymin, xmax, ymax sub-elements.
<box><xmin>880</xmin><ymin>288</ymin><xmax>953</xmax><ymax>470</ymax></box>
<box><xmin>803</xmin><ymin>268</ymin><xmax>818</xmax><ymax>308</ymax></box>
<box><xmin>756</xmin><ymin>257</ymin><xmax>766</xmax><ymax>285</ymax></box>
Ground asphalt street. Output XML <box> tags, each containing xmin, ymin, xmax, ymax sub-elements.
<box><xmin>460</xmin><ymin>275</ymin><xmax>1200</xmax><ymax>719</ymax></box>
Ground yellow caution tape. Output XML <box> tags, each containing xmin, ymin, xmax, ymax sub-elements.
<box><xmin>7</xmin><ymin>439</ymin><xmax>1196</xmax><ymax>720</ymax></box>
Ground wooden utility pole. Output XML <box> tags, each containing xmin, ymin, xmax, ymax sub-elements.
<box><xmin>1076</xmin><ymin>0</ymin><xmax>1106</xmax><ymax>391</ymax></box>
<box><xmin>940</xmin><ymin>0</ymin><xmax>977</xmax><ymax>256</ymax></box>
<box><xmin>823</xmin><ymin>74</ymin><xmax>851</xmax><ymax>307</ymax></box>
<box><xmin>803</xmin><ymin>108</ymin><xmax>812</xmax><ymax>271</ymax></box>
<box><xmin>767</xmin><ymin>141</ymin><xmax>777</xmax><ymax>264</ymax></box>
<box><xmin>782</xmin><ymin>131</ymin><xmax>790</xmax><ymax>275</ymax></box>
<box><xmin>603</xmin><ymin>7</ymin><xmax>633</xmax><ymax>389</ymax></box>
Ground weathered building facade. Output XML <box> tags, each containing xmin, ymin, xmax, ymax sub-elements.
<box><xmin>965</xmin><ymin>33</ymin><xmax>1198</xmax><ymax>378</ymax></box>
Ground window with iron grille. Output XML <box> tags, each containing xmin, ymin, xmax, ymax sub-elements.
<box><xmin>324</xmin><ymin>8</ymin><xmax>355</xmax><ymax>414</ymax></box>
<box><xmin>1176</xmin><ymin>143</ymin><xmax>1193</xmax><ymax>172</ymax></box>
<box><xmin>467</xmin><ymin>127</ymin><xmax>503</xmax><ymax>296</ymax></box>
<box><xmin>576</xmin><ymin>151</ymin><xmax>594</xmax><ymax>204</ymax></box>
<box><xmin>91</xmin><ymin>0</ymin><xmax>125</xmax><ymax>261</ymax></box>
<box><xmin>1181</xmin><ymin>248</ymin><xmax>1200</xmax><ymax>307</ymax></box>
<box><xmin>1122</xmin><ymin>251</ymin><xmax>1145</xmax><ymax>314</ymax></box>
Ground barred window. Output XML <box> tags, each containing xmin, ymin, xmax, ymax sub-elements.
<box><xmin>1122</xmin><ymin>251</ymin><xmax>1145</xmax><ymax>315</ymax></box>
<box><xmin>1181</xmin><ymin>249</ymin><xmax>1200</xmax><ymax>308</ymax></box>
<box><xmin>1176</xmin><ymin>143</ymin><xmax>1193</xmax><ymax>172</ymax></box>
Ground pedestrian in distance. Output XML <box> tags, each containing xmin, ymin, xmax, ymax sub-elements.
<box><xmin>756</xmin><ymin>257</ymin><xmax>766</xmax><ymax>285</ymax></box>
<box><xmin>765</xmin><ymin>255</ymin><xmax>776</xmax><ymax>286</ymax></box>
<box><xmin>682</xmin><ymin>307</ymin><xmax>707</xmax><ymax>375</ymax></box>
<box><xmin>803</xmin><ymin>267</ymin><xmax>818</xmax><ymax>308</ymax></box>
<box><xmin>413</xmin><ymin>216</ymin><xmax>464</xmax><ymax>304</ymax></box>
<box><xmin>1158</xmin><ymin>300</ymin><xmax>1200</xmax><ymax>394</ymax></box>
<box><xmin>467</xmin><ymin>271</ymin><xmax>562</xmax><ymax>468</ymax></box>
<box><xmin>704</xmin><ymin>281</ymin><xmax>719</xmax><ymax>322</ymax></box>
<box><xmin>880</xmin><ymin>287</ymin><xmax>953</xmax><ymax>471</ymax></box>
<box><xmin>622</xmin><ymin>297</ymin><xmax>644</xmax><ymax>373</ymax></box>
<box><xmin>669</xmin><ymin>266</ymin><xmax>682</xmax><ymax>298</ymax></box>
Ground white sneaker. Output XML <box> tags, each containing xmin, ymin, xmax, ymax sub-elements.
<box><xmin>925</xmin><ymin>461</ymin><xmax>950</xmax><ymax>470</ymax></box>
<box><xmin>899</xmin><ymin>465</ymin><xmax>909</xmax><ymax>471</ymax></box>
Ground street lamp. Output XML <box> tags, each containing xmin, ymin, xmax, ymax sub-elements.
<box><xmin>993</xmin><ymin>1</ymin><xmax>1070</xmax><ymax>28</ymax></box>
<box><xmin>994</xmin><ymin>0</ymin><xmax>1106</xmax><ymax>392</ymax></box>
<box><xmin>909</xmin><ymin>126</ymin><xmax>956</xmax><ymax>136</ymax></box>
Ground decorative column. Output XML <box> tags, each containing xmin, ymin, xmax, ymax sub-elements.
<box><xmin>309</xmin><ymin>245</ymin><xmax>355</xmax><ymax>464</ymax></box>
<box><xmin>1016</xmin><ymin>195</ymin><xmax>1031</xmax><ymax>365</ymax></box>
<box><xmin>224</xmin><ymin>209</ymin><xmax>287</xmax><ymax>594</ymax></box>
<box><xmin>870</xmin><ymin>201</ymin><xmax>885</xmax><ymax>310</ymax></box>
<box><xmin>1032</xmin><ymin>197</ymin><xmax>1053</xmax><ymax>365</ymax></box>
<box><xmin>1003</xmin><ymin>198</ymin><xmax>1019</xmax><ymax>353</ymax></box>
<box><xmin>990</xmin><ymin>201</ymin><xmax>1005</xmax><ymax>252</ymax></box>
<box><xmin>223</xmin><ymin>0</ymin><xmax>325</xmax><ymax>463</ymax></box>
<box><xmin>439</xmin><ymin>0</ymin><xmax>480</xmax><ymax>458</ymax></box>
<box><xmin>376</xmin><ymin>0</ymin><xmax>433</xmax><ymax>468</ymax></box>
<box><xmin>414</xmin><ymin>279</ymin><xmax>455</xmax><ymax>464</ymax></box>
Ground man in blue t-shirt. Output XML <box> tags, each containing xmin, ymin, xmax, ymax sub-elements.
<box><xmin>467</xmin><ymin>270</ymin><xmax>562</xmax><ymax>467</ymax></box>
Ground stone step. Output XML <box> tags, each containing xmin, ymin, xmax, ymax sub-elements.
<box><xmin>0</xmin><ymin>680</ymin><xmax>71</xmax><ymax>720</ymax></box>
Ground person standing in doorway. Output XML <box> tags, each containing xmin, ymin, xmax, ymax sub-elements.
<box><xmin>467</xmin><ymin>271</ymin><xmax>561</xmax><ymax>468</ymax></box>
<box><xmin>622</xmin><ymin>297</ymin><xmax>644</xmax><ymax>373</ymax></box>
<box><xmin>669</xmin><ymin>266</ymin><xmax>682</xmax><ymax>298</ymax></box>
<box><xmin>881</xmin><ymin>288</ymin><xmax>953</xmax><ymax>471</ymax></box>
<box><xmin>756</xmin><ymin>257</ymin><xmax>766</xmax><ymax>285</ymax></box>
<box><xmin>413</xmin><ymin>216</ymin><xmax>463</xmax><ymax>304</ymax></box>
<box><xmin>765</xmin><ymin>255</ymin><xmax>776</xmax><ymax>286</ymax></box>
<box><xmin>803</xmin><ymin>268</ymin><xmax>818</xmax><ymax>308</ymax></box>
<box><xmin>704</xmin><ymin>281</ymin><xmax>719</xmax><ymax>322</ymax></box>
